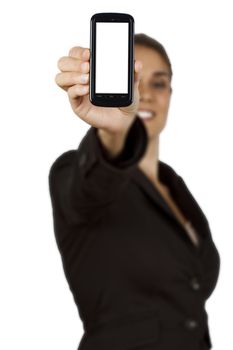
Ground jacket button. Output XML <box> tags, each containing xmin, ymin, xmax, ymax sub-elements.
<box><xmin>190</xmin><ymin>276</ymin><xmax>201</xmax><ymax>291</ymax></box>
<box><xmin>184</xmin><ymin>318</ymin><xmax>199</xmax><ymax>330</ymax></box>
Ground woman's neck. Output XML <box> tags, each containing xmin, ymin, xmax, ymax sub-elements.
<box><xmin>138</xmin><ymin>135</ymin><xmax>161</xmax><ymax>185</ymax></box>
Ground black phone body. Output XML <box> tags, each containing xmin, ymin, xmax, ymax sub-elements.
<box><xmin>90</xmin><ymin>12</ymin><xmax>134</xmax><ymax>107</ymax></box>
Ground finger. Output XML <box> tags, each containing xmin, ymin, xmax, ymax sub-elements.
<box><xmin>55</xmin><ymin>72</ymin><xmax>89</xmax><ymax>88</ymax></box>
<box><xmin>82</xmin><ymin>48</ymin><xmax>90</xmax><ymax>61</ymax></box>
<box><xmin>69</xmin><ymin>46</ymin><xmax>86</xmax><ymax>59</ymax></box>
<box><xmin>57</xmin><ymin>56</ymin><xmax>89</xmax><ymax>73</ymax></box>
<box><xmin>67</xmin><ymin>83</ymin><xmax>89</xmax><ymax>100</ymax></box>
<box><xmin>69</xmin><ymin>46</ymin><xmax>90</xmax><ymax>62</ymax></box>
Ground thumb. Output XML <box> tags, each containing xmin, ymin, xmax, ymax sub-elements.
<box><xmin>119</xmin><ymin>60</ymin><xmax>143</xmax><ymax>116</ymax></box>
<box><xmin>134</xmin><ymin>60</ymin><xmax>143</xmax><ymax>87</ymax></box>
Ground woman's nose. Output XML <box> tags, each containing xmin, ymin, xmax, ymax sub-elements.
<box><xmin>139</xmin><ymin>84</ymin><xmax>153</xmax><ymax>102</ymax></box>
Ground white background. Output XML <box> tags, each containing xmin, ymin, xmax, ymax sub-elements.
<box><xmin>0</xmin><ymin>0</ymin><xmax>231</xmax><ymax>349</ymax></box>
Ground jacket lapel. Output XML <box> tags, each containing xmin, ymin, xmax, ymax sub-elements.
<box><xmin>130</xmin><ymin>160</ymin><xmax>209</xmax><ymax>240</ymax></box>
<box><xmin>131</xmin><ymin>161</ymin><xmax>175</xmax><ymax>221</ymax></box>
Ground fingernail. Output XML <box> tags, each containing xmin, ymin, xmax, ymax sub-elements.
<box><xmin>137</xmin><ymin>61</ymin><xmax>143</xmax><ymax>70</ymax></box>
<box><xmin>82</xmin><ymin>85</ymin><xmax>88</xmax><ymax>92</ymax></box>
<box><xmin>81</xmin><ymin>74</ymin><xmax>88</xmax><ymax>83</ymax></box>
<box><xmin>81</xmin><ymin>62</ymin><xmax>88</xmax><ymax>70</ymax></box>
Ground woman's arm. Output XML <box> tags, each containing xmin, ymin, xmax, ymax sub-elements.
<box><xmin>48</xmin><ymin>116</ymin><xmax>147</xmax><ymax>228</ymax></box>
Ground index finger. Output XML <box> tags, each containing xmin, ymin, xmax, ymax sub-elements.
<box><xmin>69</xmin><ymin>46</ymin><xmax>90</xmax><ymax>61</ymax></box>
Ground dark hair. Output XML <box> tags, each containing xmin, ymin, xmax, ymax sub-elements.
<box><xmin>134</xmin><ymin>33</ymin><xmax>173</xmax><ymax>83</ymax></box>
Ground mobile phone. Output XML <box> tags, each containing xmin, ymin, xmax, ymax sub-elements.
<box><xmin>90</xmin><ymin>12</ymin><xmax>134</xmax><ymax>107</ymax></box>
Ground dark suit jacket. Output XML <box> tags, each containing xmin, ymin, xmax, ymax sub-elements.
<box><xmin>48</xmin><ymin>116</ymin><xmax>220</xmax><ymax>350</ymax></box>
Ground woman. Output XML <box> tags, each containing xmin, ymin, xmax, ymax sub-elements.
<box><xmin>49</xmin><ymin>33</ymin><xmax>220</xmax><ymax>350</ymax></box>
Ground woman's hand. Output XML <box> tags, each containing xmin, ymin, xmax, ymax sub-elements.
<box><xmin>55</xmin><ymin>46</ymin><xmax>143</xmax><ymax>135</ymax></box>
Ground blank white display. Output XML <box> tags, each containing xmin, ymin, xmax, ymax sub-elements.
<box><xmin>96</xmin><ymin>22</ymin><xmax>128</xmax><ymax>93</ymax></box>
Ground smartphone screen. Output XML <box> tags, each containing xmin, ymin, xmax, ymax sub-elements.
<box><xmin>90</xmin><ymin>13</ymin><xmax>134</xmax><ymax>107</ymax></box>
<box><xmin>96</xmin><ymin>22</ymin><xmax>128</xmax><ymax>94</ymax></box>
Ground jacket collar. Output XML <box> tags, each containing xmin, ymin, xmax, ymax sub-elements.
<box><xmin>130</xmin><ymin>160</ymin><xmax>209</xmax><ymax>241</ymax></box>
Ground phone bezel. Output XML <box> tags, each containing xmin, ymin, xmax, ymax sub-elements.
<box><xmin>90</xmin><ymin>12</ymin><xmax>134</xmax><ymax>107</ymax></box>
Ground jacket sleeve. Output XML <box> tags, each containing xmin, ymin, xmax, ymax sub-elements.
<box><xmin>48</xmin><ymin>116</ymin><xmax>148</xmax><ymax>229</ymax></box>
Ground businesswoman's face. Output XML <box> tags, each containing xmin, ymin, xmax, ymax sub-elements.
<box><xmin>135</xmin><ymin>45</ymin><xmax>172</xmax><ymax>141</ymax></box>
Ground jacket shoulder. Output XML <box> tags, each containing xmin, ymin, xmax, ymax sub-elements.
<box><xmin>48</xmin><ymin>149</ymin><xmax>76</xmax><ymax>178</ymax></box>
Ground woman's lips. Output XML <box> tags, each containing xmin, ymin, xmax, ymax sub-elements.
<box><xmin>136</xmin><ymin>110</ymin><xmax>156</xmax><ymax>121</ymax></box>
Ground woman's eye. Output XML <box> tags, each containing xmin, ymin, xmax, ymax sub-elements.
<box><xmin>152</xmin><ymin>82</ymin><xmax>166</xmax><ymax>88</ymax></box>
